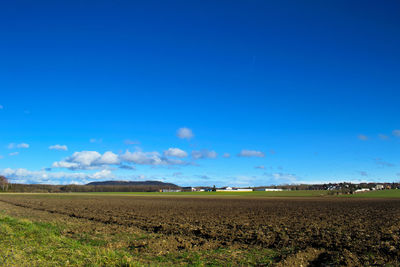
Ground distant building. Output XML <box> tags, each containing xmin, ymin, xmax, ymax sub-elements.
<box><xmin>375</xmin><ymin>184</ymin><xmax>384</xmax><ymax>190</ymax></box>
<box><xmin>354</xmin><ymin>188</ymin><xmax>370</xmax><ymax>193</ymax></box>
<box><xmin>216</xmin><ymin>187</ymin><xmax>253</xmax><ymax>192</ymax></box>
<box><xmin>236</xmin><ymin>188</ymin><xmax>253</xmax><ymax>192</ymax></box>
<box><xmin>255</xmin><ymin>188</ymin><xmax>284</xmax><ymax>191</ymax></box>
<box><xmin>161</xmin><ymin>189</ymin><xmax>181</xmax><ymax>192</ymax></box>
<box><xmin>181</xmin><ymin>187</ymin><xmax>197</xmax><ymax>192</ymax></box>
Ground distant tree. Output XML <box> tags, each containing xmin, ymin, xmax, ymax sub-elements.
<box><xmin>212</xmin><ymin>185</ymin><xmax>216</xmax><ymax>192</ymax></box>
<box><xmin>0</xmin><ymin>176</ymin><xmax>9</xmax><ymax>191</ymax></box>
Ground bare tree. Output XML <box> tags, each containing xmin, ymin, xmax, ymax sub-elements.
<box><xmin>0</xmin><ymin>176</ymin><xmax>9</xmax><ymax>191</ymax></box>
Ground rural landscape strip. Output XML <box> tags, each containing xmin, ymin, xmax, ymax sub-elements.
<box><xmin>0</xmin><ymin>193</ymin><xmax>399</xmax><ymax>266</ymax></box>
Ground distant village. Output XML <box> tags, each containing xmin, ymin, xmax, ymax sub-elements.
<box><xmin>162</xmin><ymin>182</ymin><xmax>400</xmax><ymax>194</ymax></box>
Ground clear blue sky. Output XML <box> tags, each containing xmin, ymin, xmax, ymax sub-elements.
<box><xmin>1</xmin><ymin>0</ymin><xmax>399</xmax><ymax>186</ymax></box>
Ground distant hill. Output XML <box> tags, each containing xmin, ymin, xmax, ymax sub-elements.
<box><xmin>86</xmin><ymin>180</ymin><xmax>179</xmax><ymax>187</ymax></box>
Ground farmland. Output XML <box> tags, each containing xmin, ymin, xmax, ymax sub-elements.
<box><xmin>0</xmin><ymin>192</ymin><xmax>399</xmax><ymax>266</ymax></box>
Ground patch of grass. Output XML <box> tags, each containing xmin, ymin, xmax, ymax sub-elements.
<box><xmin>151</xmin><ymin>247</ymin><xmax>277</xmax><ymax>266</ymax></box>
<box><xmin>342</xmin><ymin>189</ymin><xmax>400</xmax><ymax>198</ymax></box>
<box><xmin>1</xmin><ymin>190</ymin><xmax>331</xmax><ymax>198</ymax></box>
<box><xmin>0</xmin><ymin>214</ymin><xmax>136</xmax><ymax>266</ymax></box>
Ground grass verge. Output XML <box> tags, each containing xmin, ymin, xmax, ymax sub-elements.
<box><xmin>0</xmin><ymin>213</ymin><xmax>135</xmax><ymax>266</ymax></box>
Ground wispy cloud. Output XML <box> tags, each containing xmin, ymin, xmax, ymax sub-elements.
<box><xmin>238</xmin><ymin>149</ymin><xmax>265</xmax><ymax>157</ymax></box>
<box><xmin>119</xmin><ymin>165</ymin><xmax>136</xmax><ymax>170</ymax></box>
<box><xmin>255</xmin><ymin>165</ymin><xmax>265</xmax><ymax>169</ymax></box>
<box><xmin>358</xmin><ymin>134</ymin><xmax>368</xmax><ymax>141</ymax></box>
<box><xmin>263</xmin><ymin>172</ymin><xmax>298</xmax><ymax>184</ymax></box>
<box><xmin>121</xmin><ymin>150</ymin><xmax>188</xmax><ymax>166</ymax></box>
<box><xmin>9</xmin><ymin>152</ymin><xmax>19</xmax><ymax>156</ymax></box>
<box><xmin>124</xmin><ymin>139</ymin><xmax>140</xmax><ymax>145</ymax></box>
<box><xmin>49</xmin><ymin>144</ymin><xmax>68</xmax><ymax>151</ymax></box>
<box><xmin>378</xmin><ymin>134</ymin><xmax>389</xmax><ymax>140</ymax></box>
<box><xmin>164</xmin><ymin>148</ymin><xmax>188</xmax><ymax>158</ymax></box>
<box><xmin>393</xmin><ymin>130</ymin><xmax>400</xmax><ymax>137</ymax></box>
<box><xmin>359</xmin><ymin>171</ymin><xmax>368</xmax><ymax>177</ymax></box>
<box><xmin>195</xmin><ymin>175</ymin><xmax>211</xmax><ymax>180</ymax></box>
<box><xmin>222</xmin><ymin>153</ymin><xmax>230</xmax><ymax>158</ymax></box>
<box><xmin>8</xmin><ymin>143</ymin><xmax>30</xmax><ymax>149</ymax></box>
<box><xmin>177</xmin><ymin>127</ymin><xmax>194</xmax><ymax>140</ymax></box>
<box><xmin>374</xmin><ymin>158</ymin><xmax>395</xmax><ymax>167</ymax></box>
<box><xmin>191</xmin><ymin>150</ymin><xmax>217</xmax><ymax>159</ymax></box>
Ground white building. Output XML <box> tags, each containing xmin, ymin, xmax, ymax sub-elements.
<box><xmin>354</xmin><ymin>188</ymin><xmax>370</xmax><ymax>193</ymax></box>
<box><xmin>375</xmin><ymin>184</ymin><xmax>384</xmax><ymax>190</ymax></box>
<box><xmin>216</xmin><ymin>187</ymin><xmax>253</xmax><ymax>192</ymax></box>
<box><xmin>161</xmin><ymin>189</ymin><xmax>181</xmax><ymax>192</ymax></box>
<box><xmin>236</xmin><ymin>188</ymin><xmax>253</xmax><ymax>192</ymax></box>
<box><xmin>255</xmin><ymin>188</ymin><xmax>284</xmax><ymax>191</ymax></box>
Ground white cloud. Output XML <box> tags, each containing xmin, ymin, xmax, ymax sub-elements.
<box><xmin>49</xmin><ymin>144</ymin><xmax>68</xmax><ymax>151</ymax></box>
<box><xmin>54</xmin><ymin>149</ymin><xmax>189</xmax><ymax>170</ymax></box>
<box><xmin>91</xmin><ymin>169</ymin><xmax>114</xmax><ymax>180</ymax></box>
<box><xmin>177</xmin><ymin>127</ymin><xmax>194</xmax><ymax>140</ymax></box>
<box><xmin>238</xmin><ymin>149</ymin><xmax>265</xmax><ymax>157</ymax></box>
<box><xmin>191</xmin><ymin>150</ymin><xmax>217</xmax><ymax>159</ymax></box>
<box><xmin>393</xmin><ymin>130</ymin><xmax>400</xmax><ymax>137</ymax></box>
<box><xmin>8</xmin><ymin>143</ymin><xmax>30</xmax><ymax>149</ymax></box>
<box><xmin>120</xmin><ymin>150</ymin><xmax>187</xmax><ymax>166</ymax></box>
<box><xmin>19</xmin><ymin>143</ymin><xmax>30</xmax><ymax>148</ymax></box>
<box><xmin>358</xmin><ymin>134</ymin><xmax>368</xmax><ymax>141</ymax></box>
<box><xmin>222</xmin><ymin>153</ymin><xmax>231</xmax><ymax>158</ymax></box>
<box><xmin>255</xmin><ymin>165</ymin><xmax>265</xmax><ymax>169</ymax></box>
<box><xmin>0</xmin><ymin>168</ymin><xmax>115</xmax><ymax>184</ymax></box>
<box><xmin>164</xmin><ymin>148</ymin><xmax>188</xmax><ymax>158</ymax></box>
<box><xmin>9</xmin><ymin>152</ymin><xmax>19</xmax><ymax>156</ymax></box>
<box><xmin>53</xmin><ymin>151</ymin><xmax>119</xmax><ymax>170</ymax></box>
<box><xmin>120</xmin><ymin>150</ymin><xmax>163</xmax><ymax>165</ymax></box>
<box><xmin>69</xmin><ymin>151</ymin><xmax>101</xmax><ymax>166</ymax></box>
<box><xmin>52</xmin><ymin>161</ymin><xmax>80</xmax><ymax>169</ymax></box>
<box><xmin>98</xmin><ymin>151</ymin><xmax>120</xmax><ymax>165</ymax></box>
<box><xmin>90</xmin><ymin>138</ymin><xmax>102</xmax><ymax>143</ymax></box>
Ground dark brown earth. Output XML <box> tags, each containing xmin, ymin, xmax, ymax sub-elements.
<box><xmin>0</xmin><ymin>194</ymin><xmax>399</xmax><ymax>266</ymax></box>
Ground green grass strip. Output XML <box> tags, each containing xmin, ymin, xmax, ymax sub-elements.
<box><xmin>0</xmin><ymin>214</ymin><xmax>138</xmax><ymax>266</ymax></box>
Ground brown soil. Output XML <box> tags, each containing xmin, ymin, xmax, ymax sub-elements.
<box><xmin>0</xmin><ymin>194</ymin><xmax>399</xmax><ymax>266</ymax></box>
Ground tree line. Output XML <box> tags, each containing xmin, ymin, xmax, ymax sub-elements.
<box><xmin>0</xmin><ymin>177</ymin><xmax>179</xmax><ymax>193</ymax></box>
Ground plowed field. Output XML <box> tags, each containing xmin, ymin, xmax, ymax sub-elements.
<box><xmin>0</xmin><ymin>194</ymin><xmax>399</xmax><ymax>266</ymax></box>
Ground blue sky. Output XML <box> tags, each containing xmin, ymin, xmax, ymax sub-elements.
<box><xmin>1</xmin><ymin>0</ymin><xmax>400</xmax><ymax>186</ymax></box>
